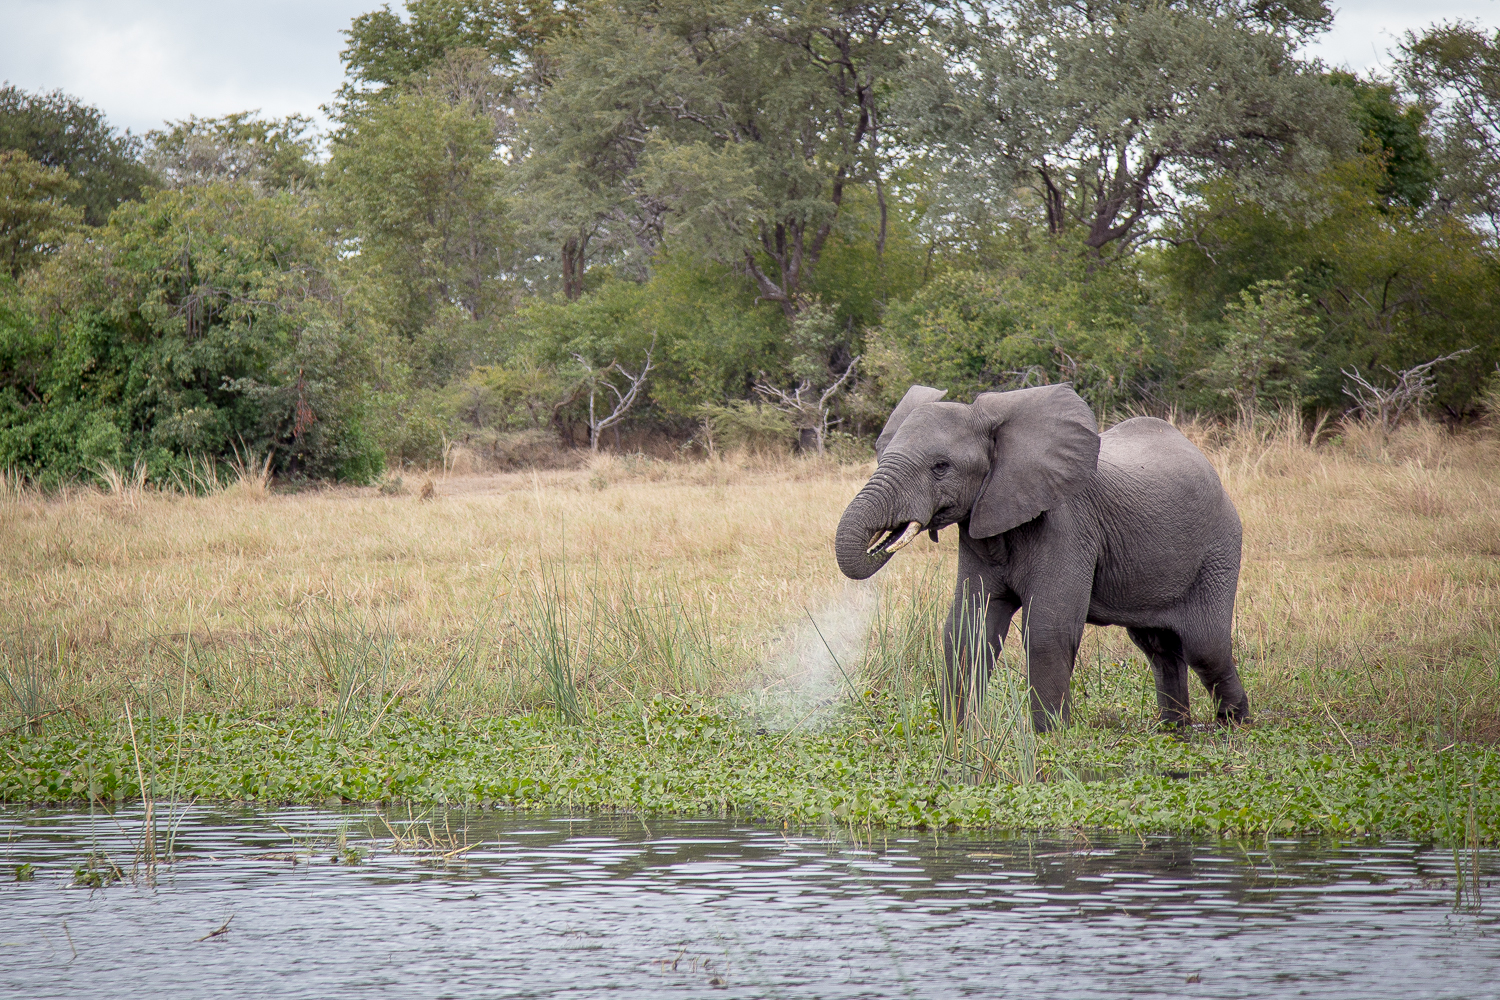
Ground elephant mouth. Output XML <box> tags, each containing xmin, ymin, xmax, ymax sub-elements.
<box><xmin>866</xmin><ymin>521</ymin><xmax>923</xmax><ymax>556</ymax></box>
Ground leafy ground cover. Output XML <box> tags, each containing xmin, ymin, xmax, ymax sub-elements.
<box><xmin>3</xmin><ymin>696</ymin><xmax>1495</xmax><ymax>844</ymax></box>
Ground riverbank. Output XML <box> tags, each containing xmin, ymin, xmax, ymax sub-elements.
<box><xmin>2</xmin><ymin>417</ymin><xmax>1498</xmax><ymax>840</ymax></box>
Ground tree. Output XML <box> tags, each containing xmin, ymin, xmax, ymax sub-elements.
<box><xmin>0</xmin><ymin>151</ymin><xmax>83</xmax><ymax>279</ymax></box>
<box><xmin>337</xmin><ymin>0</ymin><xmax>583</xmax><ymax>115</ymax></box>
<box><xmin>753</xmin><ymin>300</ymin><xmax>858</xmax><ymax>453</ymax></box>
<box><xmin>0</xmin><ymin>85</ymin><xmax>154</xmax><ymax>225</ymax></box>
<box><xmin>500</xmin><ymin>279</ymin><xmax>664</xmax><ymax>448</ymax></box>
<box><xmin>1326</xmin><ymin>72</ymin><xmax>1437</xmax><ymax>212</ymax></box>
<box><xmin>869</xmin><ymin>239</ymin><xmax>1157</xmax><ymax>413</ymax></box>
<box><xmin>326</xmin><ymin>58</ymin><xmax>514</xmax><ymax>344</ymax></box>
<box><xmin>1398</xmin><ymin>21</ymin><xmax>1500</xmax><ymax>231</ymax></box>
<box><xmin>1156</xmin><ymin>158</ymin><xmax>1500</xmax><ymax>412</ymax></box>
<box><xmin>574</xmin><ymin>338</ymin><xmax>655</xmax><ymax>452</ymax></box>
<box><xmin>911</xmin><ymin>0</ymin><xmax>1356</xmax><ymax>254</ymax></box>
<box><xmin>1198</xmin><ymin>278</ymin><xmax>1318</xmax><ymax>419</ymax></box>
<box><xmin>519</xmin><ymin>1</ymin><xmax>931</xmax><ymax>313</ymax></box>
<box><xmin>145</xmin><ymin>112</ymin><xmax>319</xmax><ymax>194</ymax></box>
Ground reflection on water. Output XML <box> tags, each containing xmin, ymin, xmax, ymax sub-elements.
<box><xmin>0</xmin><ymin>805</ymin><xmax>1495</xmax><ymax>999</ymax></box>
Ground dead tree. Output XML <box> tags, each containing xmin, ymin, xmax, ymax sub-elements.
<box><xmin>572</xmin><ymin>338</ymin><xmax>656</xmax><ymax>453</ymax></box>
<box><xmin>1341</xmin><ymin>349</ymin><xmax>1474</xmax><ymax>431</ymax></box>
<box><xmin>754</xmin><ymin>355</ymin><xmax>860</xmax><ymax>455</ymax></box>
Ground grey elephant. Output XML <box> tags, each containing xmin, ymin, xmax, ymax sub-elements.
<box><xmin>835</xmin><ymin>383</ymin><xmax>1249</xmax><ymax>731</ymax></box>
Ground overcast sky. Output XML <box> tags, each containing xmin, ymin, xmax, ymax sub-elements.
<box><xmin>1</xmin><ymin>0</ymin><xmax>1497</xmax><ymax>137</ymax></box>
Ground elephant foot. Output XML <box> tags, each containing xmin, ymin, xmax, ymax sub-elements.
<box><xmin>1157</xmin><ymin>717</ymin><xmax>1194</xmax><ymax>740</ymax></box>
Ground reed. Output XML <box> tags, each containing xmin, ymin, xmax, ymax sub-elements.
<box><xmin>0</xmin><ymin>633</ymin><xmax>62</xmax><ymax>735</ymax></box>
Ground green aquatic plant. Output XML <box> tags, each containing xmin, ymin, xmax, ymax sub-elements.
<box><xmin>71</xmin><ymin>851</ymin><xmax>124</xmax><ymax>889</ymax></box>
<box><xmin>0</xmin><ymin>633</ymin><xmax>63</xmax><ymax>735</ymax></box>
<box><xmin>5</xmin><ymin>699</ymin><xmax>1496</xmax><ymax>844</ymax></box>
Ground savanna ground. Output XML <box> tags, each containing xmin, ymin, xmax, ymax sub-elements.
<box><xmin>2</xmin><ymin>417</ymin><xmax>1498</xmax><ymax>847</ymax></box>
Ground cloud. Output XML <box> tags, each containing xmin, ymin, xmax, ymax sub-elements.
<box><xmin>0</xmin><ymin>0</ymin><xmax>373</xmax><ymax>135</ymax></box>
<box><xmin>1305</xmin><ymin>1</ymin><xmax>1500</xmax><ymax>75</ymax></box>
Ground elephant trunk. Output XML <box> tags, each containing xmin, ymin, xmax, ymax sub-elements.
<box><xmin>835</xmin><ymin>470</ymin><xmax>924</xmax><ymax>581</ymax></box>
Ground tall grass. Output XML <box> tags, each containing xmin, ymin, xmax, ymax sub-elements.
<box><xmin>0</xmin><ymin>419</ymin><xmax>1496</xmax><ymax>742</ymax></box>
<box><xmin>0</xmin><ymin>633</ymin><xmax>63</xmax><ymax>734</ymax></box>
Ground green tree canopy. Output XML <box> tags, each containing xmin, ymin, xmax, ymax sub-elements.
<box><xmin>1398</xmin><ymin>21</ymin><xmax>1500</xmax><ymax>231</ymax></box>
<box><xmin>518</xmin><ymin>1</ymin><xmax>931</xmax><ymax>312</ymax></box>
<box><xmin>0</xmin><ymin>85</ymin><xmax>155</xmax><ymax>225</ymax></box>
<box><xmin>326</xmin><ymin>60</ymin><xmax>514</xmax><ymax>345</ymax></box>
<box><xmin>145</xmin><ymin>112</ymin><xmax>319</xmax><ymax>194</ymax></box>
<box><xmin>2</xmin><ymin>184</ymin><xmax>383</xmax><ymax>481</ymax></box>
<box><xmin>337</xmin><ymin>0</ymin><xmax>583</xmax><ymax>113</ymax></box>
<box><xmin>0</xmin><ymin>151</ymin><xmax>83</xmax><ymax>280</ymax></box>
<box><xmin>908</xmin><ymin>0</ymin><xmax>1356</xmax><ymax>253</ymax></box>
<box><xmin>1326</xmin><ymin>71</ymin><xmax>1437</xmax><ymax>211</ymax></box>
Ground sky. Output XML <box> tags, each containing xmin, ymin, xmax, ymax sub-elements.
<box><xmin>0</xmin><ymin>0</ymin><xmax>1497</xmax><ymax>138</ymax></box>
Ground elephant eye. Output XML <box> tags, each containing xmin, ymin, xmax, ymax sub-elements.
<box><xmin>932</xmin><ymin>461</ymin><xmax>951</xmax><ymax>479</ymax></box>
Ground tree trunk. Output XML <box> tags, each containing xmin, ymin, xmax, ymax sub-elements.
<box><xmin>562</xmin><ymin>236</ymin><xmax>583</xmax><ymax>301</ymax></box>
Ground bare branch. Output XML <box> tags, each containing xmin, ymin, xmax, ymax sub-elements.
<box><xmin>1341</xmin><ymin>349</ymin><xmax>1474</xmax><ymax>430</ymax></box>
<box><xmin>754</xmin><ymin>354</ymin><xmax>860</xmax><ymax>455</ymax></box>
<box><xmin>573</xmin><ymin>336</ymin><xmax>657</xmax><ymax>452</ymax></box>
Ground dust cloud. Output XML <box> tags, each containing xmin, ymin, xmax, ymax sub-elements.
<box><xmin>738</xmin><ymin>579</ymin><xmax>879</xmax><ymax>730</ymax></box>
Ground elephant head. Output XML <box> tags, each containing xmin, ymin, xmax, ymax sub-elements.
<box><xmin>835</xmin><ymin>383</ymin><xmax>1102</xmax><ymax>580</ymax></box>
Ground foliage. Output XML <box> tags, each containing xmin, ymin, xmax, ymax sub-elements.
<box><xmin>0</xmin><ymin>85</ymin><xmax>156</xmax><ymax>225</ymax></box>
<box><xmin>868</xmin><ymin>243</ymin><xmax>1155</xmax><ymax>413</ymax></box>
<box><xmin>519</xmin><ymin>1</ymin><xmax>930</xmax><ymax>313</ymax></box>
<box><xmin>337</xmin><ymin>0</ymin><xmax>581</xmax><ymax>110</ymax></box>
<box><xmin>1327</xmin><ymin>71</ymin><xmax>1438</xmax><ymax>211</ymax></box>
<box><xmin>145</xmin><ymin>112</ymin><xmax>320</xmax><ymax>194</ymax></box>
<box><xmin>1157</xmin><ymin>161</ymin><xmax>1500</xmax><ymax>412</ymax></box>
<box><xmin>1198</xmin><ymin>278</ymin><xmax>1319</xmax><ymax>417</ymax></box>
<box><xmin>754</xmin><ymin>300</ymin><xmax>860</xmax><ymax>452</ymax></box>
<box><xmin>698</xmin><ymin>400</ymin><xmax>795</xmax><ymax>453</ymax></box>
<box><xmin>451</xmin><ymin>257</ymin><xmax>791</xmax><ymax>447</ymax></box>
<box><xmin>4</xmin><ymin>703</ymin><xmax>1497</xmax><ymax>844</ymax></box>
<box><xmin>0</xmin><ymin>152</ymin><xmax>83</xmax><ymax>280</ymax></box>
<box><xmin>8</xmin><ymin>3</ymin><xmax>1500</xmax><ymax>480</ymax></box>
<box><xmin>327</xmin><ymin>75</ymin><xmax>514</xmax><ymax>346</ymax></box>
<box><xmin>911</xmin><ymin>0</ymin><xmax>1356</xmax><ymax>253</ymax></box>
<box><xmin>0</xmin><ymin>184</ymin><xmax>383</xmax><ymax>482</ymax></box>
<box><xmin>1398</xmin><ymin>20</ymin><xmax>1500</xmax><ymax>230</ymax></box>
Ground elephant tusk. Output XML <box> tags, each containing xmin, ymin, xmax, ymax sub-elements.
<box><xmin>884</xmin><ymin>521</ymin><xmax>923</xmax><ymax>555</ymax></box>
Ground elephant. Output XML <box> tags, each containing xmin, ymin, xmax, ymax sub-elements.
<box><xmin>835</xmin><ymin>383</ymin><xmax>1249</xmax><ymax>731</ymax></box>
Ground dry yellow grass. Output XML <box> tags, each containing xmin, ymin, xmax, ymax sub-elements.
<box><xmin>3</xmin><ymin>419</ymin><xmax>1498</xmax><ymax>737</ymax></box>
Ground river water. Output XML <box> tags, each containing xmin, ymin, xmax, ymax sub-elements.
<box><xmin>0</xmin><ymin>805</ymin><xmax>1495</xmax><ymax>998</ymax></box>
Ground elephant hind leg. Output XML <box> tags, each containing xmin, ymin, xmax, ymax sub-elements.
<box><xmin>1180</xmin><ymin>630</ymin><xmax>1250</xmax><ymax>724</ymax></box>
<box><xmin>1127</xmin><ymin>626</ymin><xmax>1191</xmax><ymax>726</ymax></box>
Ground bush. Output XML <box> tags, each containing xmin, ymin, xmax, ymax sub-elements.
<box><xmin>0</xmin><ymin>184</ymin><xmax>382</xmax><ymax>482</ymax></box>
<box><xmin>698</xmin><ymin>400</ymin><xmax>795</xmax><ymax>454</ymax></box>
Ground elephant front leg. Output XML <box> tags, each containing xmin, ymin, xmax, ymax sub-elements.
<box><xmin>1019</xmin><ymin>594</ymin><xmax>1088</xmax><ymax>732</ymax></box>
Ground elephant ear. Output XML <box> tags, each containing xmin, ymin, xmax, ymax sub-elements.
<box><xmin>969</xmin><ymin>384</ymin><xmax>1100</xmax><ymax>538</ymax></box>
<box><xmin>875</xmin><ymin>385</ymin><xmax>947</xmax><ymax>461</ymax></box>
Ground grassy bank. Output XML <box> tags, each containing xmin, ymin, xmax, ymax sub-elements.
<box><xmin>2</xmin><ymin>417</ymin><xmax>1499</xmax><ymax>841</ymax></box>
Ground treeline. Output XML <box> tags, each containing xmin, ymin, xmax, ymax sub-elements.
<box><xmin>3</xmin><ymin>1</ymin><xmax>1500</xmax><ymax>485</ymax></box>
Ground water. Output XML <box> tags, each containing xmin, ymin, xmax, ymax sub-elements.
<box><xmin>1</xmin><ymin>805</ymin><xmax>1496</xmax><ymax>998</ymax></box>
